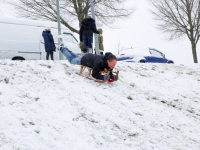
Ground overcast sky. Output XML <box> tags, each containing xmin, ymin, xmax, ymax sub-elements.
<box><xmin>0</xmin><ymin>0</ymin><xmax>199</xmax><ymax>64</ymax></box>
<box><xmin>102</xmin><ymin>0</ymin><xmax>200</xmax><ymax>64</ymax></box>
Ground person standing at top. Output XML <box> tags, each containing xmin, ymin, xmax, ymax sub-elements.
<box><xmin>42</xmin><ymin>26</ymin><xmax>56</xmax><ymax>60</ymax></box>
<box><xmin>79</xmin><ymin>16</ymin><xmax>100</xmax><ymax>53</ymax></box>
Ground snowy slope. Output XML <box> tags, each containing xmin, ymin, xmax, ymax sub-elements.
<box><xmin>0</xmin><ymin>60</ymin><xmax>200</xmax><ymax>150</ymax></box>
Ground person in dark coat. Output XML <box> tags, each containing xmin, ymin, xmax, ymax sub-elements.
<box><xmin>42</xmin><ymin>26</ymin><xmax>56</xmax><ymax>60</ymax></box>
<box><xmin>79</xmin><ymin>16</ymin><xmax>100</xmax><ymax>53</ymax></box>
<box><xmin>57</xmin><ymin>44</ymin><xmax>118</xmax><ymax>81</ymax></box>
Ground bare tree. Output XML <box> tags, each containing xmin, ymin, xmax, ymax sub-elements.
<box><xmin>6</xmin><ymin>0</ymin><xmax>134</xmax><ymax>34</ymax></box>
<box><xmin>148</xmin><ymin>0</ymin><xmax>200</xmax><ymax>63</ymax></box>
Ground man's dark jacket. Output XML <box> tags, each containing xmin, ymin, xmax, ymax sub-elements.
<box><xmin>42</xmin><ymin>30</ymin><xmax>56</xmax><ymax>52</ymax></box>
<box><xmin>81</xmin><ymin>53</ymin><xmax>113</xmax><ymax>80</ymax></box>
<box><xmin>79</xmin><ymin>17</ymin><xmax>100</xmax><ymax>42</ymax></box>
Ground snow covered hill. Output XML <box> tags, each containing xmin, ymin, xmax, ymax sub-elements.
<box><xmin>0</xmin><ymin>60</ymin><xmax>200</xmax><ymax>150</ymax></box>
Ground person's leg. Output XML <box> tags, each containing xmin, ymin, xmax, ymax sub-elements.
<box><xmin>46</xmin><ymin>51</ymin><xmax>50</xmax><ymax>60</ymax></box>
<box><xmin>60</xmin><ymin>47</ymin><xmax>82</xmax><ymax>65</ymax></box>
<box><xmin>68</xmin><ymin>49</ymin><xmax>79</xmax><ymax>58</ymax></box>
<box><xmin>88</xmin><ymin>35</ymin><xmax>93</xmax><ymax>53</ymax></box>
<box><xmin>50</xmin><ymin>50</ymin><xmax>54</xmax><ymax>60</ymax></box>
<box><xmin>83</xmin><ymin>36</ymin><xmax>89</xmax><ymax>50</ymax></box>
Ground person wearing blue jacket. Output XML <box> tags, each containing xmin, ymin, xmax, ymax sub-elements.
<box><xmin>42</xmin><ymin>26</ymin><xmax>56</xmax><ymax>60</ymax></box>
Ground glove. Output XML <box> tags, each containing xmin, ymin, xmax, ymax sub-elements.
<box><xmin>110</xmin><ymin>75</ymin><xmax>118</xmax><ymax>81</ymax></box>
<box><xmin>103</xmin><ymin>75</ymin><xmax>110</xmax><ymax>81</ymax></box>
<box><xmin>108</xmin><ymin>75</ymin><xmax>115</xmax><ymax>82</ymax></box>
<box><xmin>110</xmin><ymin>75</ymin><xmax>115</xmax><ymax>80</ymax></box>
<box><xmin>115</xmin><ymin>75</ymin><xmax>118</xmax><ymax>81</ymax></box>
<box><xmin>108</xmin><ymin>75</ymin><xmax>118</xmax><ymax>82</ymax></box>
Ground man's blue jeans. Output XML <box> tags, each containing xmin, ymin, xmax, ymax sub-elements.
<box><xmin>61</xmin><ymin>47</ymin><xmax>83</xmax><ymax>65</ymax></box>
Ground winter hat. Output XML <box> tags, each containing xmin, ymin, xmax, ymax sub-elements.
<box><xmin>45</xmin><ymin>25</ymin><xmax>51</xmax><ymax>30</ymax></box>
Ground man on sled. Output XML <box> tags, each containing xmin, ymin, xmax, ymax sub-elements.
<box><xmin>58</xmin><ymin>44</ymin><xmax>118</xmax><ymax>82</ymax></box>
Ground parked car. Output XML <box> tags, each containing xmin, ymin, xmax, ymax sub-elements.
<box><xmin>0</xmin><ymin>17</ymin><xmax>81</xmax><ymax>60</ymax></box>
<box><xmin>118</xmin><ymin>47</ymin><xmax>174</xmax><ymax>63</ymax></box>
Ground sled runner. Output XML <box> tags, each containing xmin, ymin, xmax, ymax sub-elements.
<box><xmin>76</xmin><ymin>65</ymin><xmax>119</xmax><ymax>83</ymax></box>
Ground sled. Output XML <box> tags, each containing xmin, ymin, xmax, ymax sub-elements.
<box><xmin>76</xmin><ymin>65</ymin><xmax>119</xmax><ymax>83</ymax></box>
<box><xmin>77</xmin><ymin>53</ymin><xmax>86</xmax><ymax>56</ymax></box>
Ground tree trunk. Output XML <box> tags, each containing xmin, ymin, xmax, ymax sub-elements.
<box><xmin>191</xmin><ymin>41</ymin><xmax>198</xmax><ymax>63</ymax></box>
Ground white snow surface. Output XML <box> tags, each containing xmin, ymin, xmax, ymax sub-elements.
<box><xmin>0</xmin><ymin>60</ymin><xmax>200</xmax><ymax>150</ymax></box>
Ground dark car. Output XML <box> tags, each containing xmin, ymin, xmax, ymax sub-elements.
<box><xmin>118</xmin><ymin>47</ymin><xmax>174</xmax><ymax>63</ymax></box>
